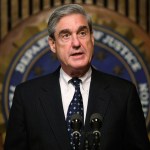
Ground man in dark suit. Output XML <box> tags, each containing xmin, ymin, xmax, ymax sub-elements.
<box><xmin>4</xmin><ymin>4</ymin><xmax>150</xmax><ymax>150</ymax></box>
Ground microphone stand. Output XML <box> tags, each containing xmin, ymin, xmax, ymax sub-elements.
<box><xmin>83</xmin><ymin>131</ymin><xmax>100</xmax><ymax>150</ymax></box>
<box><xmin>70</xmin><ymin>114</ymin><xmax>83</xmax><ymax>150</ymax></box>
<box><xmin>73</xmin><ymin>131</ymin><xmax>80</xmax><ymax>150</ymax></box>
<box><xmin>90</xmin><ymin>113</ymin><xmax>103</xmax><ymax>150</ymax></box>
<box><xmin>91</xmin><ymin>131</ymin><xmax>100</xmax><ymax>150</ymax></box>
<box><xmin>83</xmin><ymin>132</ymin><xmax>91</xmax><ymax>150</ymax></box>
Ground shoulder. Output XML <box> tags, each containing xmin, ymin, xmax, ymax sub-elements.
<box><xmin>92</xmin><ymin>67</ymin><xmax>136</xmax><ymax>90</ymax></box>
<box><xmin>16</xmin><ymin>67</ymin><xmax>60</xmax><ymax>91</ymax></box>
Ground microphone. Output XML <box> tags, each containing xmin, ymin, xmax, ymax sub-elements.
<box><xmin>71</xmin><ymin>114</ymin><xmax>83</xmax><ymax>149</ymax></box>
<box><xmin>90</xmin><ymin>113</ymin><xmax>103</xmax><ymax>149</ymax></box>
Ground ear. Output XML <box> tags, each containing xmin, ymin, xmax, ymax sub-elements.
<box><xmin>48</xmin><ymin>37</ymin><xmax>56</xmax><ymax>53</ymax></box>
<box><xmin>91</xmin><ymin>32</ymin><xmax>94</xmax><ymax>45</ymax></box>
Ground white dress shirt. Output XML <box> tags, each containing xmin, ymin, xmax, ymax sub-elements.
<box><xmin>59</xmin><ymin>67</ymin><xmax>92</xmax><ymax>122</ymax></box>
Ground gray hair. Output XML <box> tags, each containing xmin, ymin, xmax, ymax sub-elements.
<box><xmin>47</xmin><ymin>4</ymin><xmax>93</xmax><ymax>39</ymax></box>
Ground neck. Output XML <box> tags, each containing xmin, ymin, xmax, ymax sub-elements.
<box><xmin>62</xmin><ymin>66</ymin><xmax>90</xmax><ymax>78</ymax></box>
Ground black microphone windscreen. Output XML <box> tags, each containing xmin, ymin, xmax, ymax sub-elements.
<box><xmin>90</xmin><ymin>113</ymin><xmax>103</xmax><ymax>128</ymax></box>
<box><xmin>71</xmin><ymin>114</ymin><xmax>83</xmax><ymax>131</ymax></box>
<box><xmin>90</xmin><ymin>113</ymin><xmax>103</xmax><ymax>122</ymax></box>
<box><xmin>71</xmin><ymin>114</ymin><xmax>83</xmax><ymax>122</ymax></box>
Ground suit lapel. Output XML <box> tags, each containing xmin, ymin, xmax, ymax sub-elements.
<box><xmin>84</xmin><ymin>68</ymin><xmax>111</xmax><ymax>132</ymax></box>
<box><xmin>39</xmin><ymin>69</ymin><xmax>70</xmax><ymax>150</ymax></box>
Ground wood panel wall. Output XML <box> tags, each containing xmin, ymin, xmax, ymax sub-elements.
<box><xmin>0</xmin><ymin>0</ymin><xmax>149</xmax><ymax>41</ymax></box>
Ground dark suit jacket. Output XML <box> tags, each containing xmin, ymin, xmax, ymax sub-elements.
<box><xmin>4</xmin><ymin>67</ymin><xmax>150</xmax><ymax>150</ymax></box>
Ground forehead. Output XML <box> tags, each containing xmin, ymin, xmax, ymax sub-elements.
<box><xmin>55</xmin><ymin>14</ymin><xmax>89</xmax><ymax>32</ymax></box>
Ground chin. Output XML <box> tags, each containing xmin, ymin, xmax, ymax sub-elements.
<box><xmin>72</xmin><ymin>64</ymin><xmax>90</xmax><ymax>70</ymax></box>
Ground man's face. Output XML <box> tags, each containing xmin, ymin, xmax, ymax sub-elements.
<box><xmin>48</xmin><ymin>14</ymin><xmax>94</xmax><ymax>75</ymax></box>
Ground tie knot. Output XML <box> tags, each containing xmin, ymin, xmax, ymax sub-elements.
<box><xmin>70</xmin><ymin>77</ymin><xmax>81</xmax><ymax>87</ymax></box>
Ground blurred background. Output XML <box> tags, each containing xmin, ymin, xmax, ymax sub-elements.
<box><xmin>0</xmin><ymin>0</ymin><xmax>150</xmax><ymax>149</ymax></box>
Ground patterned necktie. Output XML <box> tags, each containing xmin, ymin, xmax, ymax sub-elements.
<box><xmin>66</xmin><ymin>77</ymin><xmax>84</xmax><ymax>149</ymax></box>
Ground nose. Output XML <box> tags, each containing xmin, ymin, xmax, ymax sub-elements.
<box><xmin>72</xmin><ymin>34</ymin><xmax>81</xmax><ymax>50</ymax></box>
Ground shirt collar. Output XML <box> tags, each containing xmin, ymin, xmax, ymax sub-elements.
<box><xmin>60</xmin><ymin>67</ymin><xmax>92</xmax><ymax>87</ymax></box>
<box><xmin>60</xmin><ymin>68</ymin><xmax>72</xmax><ymax>85</ymax></box>
<box><xmin>80</xmin><ymin>67</ymin><xmax>92</xmax><ymax>85</ymax></box>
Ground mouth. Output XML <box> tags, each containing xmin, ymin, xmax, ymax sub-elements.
<box><xmin>71</xmin><ymin>52</ymin><xmax>83</xmax><ymax>56</ymax></box>
<box><xmin>70</xmin><ymin>52</ymin><xmax>84</xmax><ymax>60</ymax></box>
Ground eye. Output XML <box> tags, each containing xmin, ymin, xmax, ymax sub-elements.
<box><xmin>78</xmin><ymin>30</ymin><xmax>88</xmax><ymax>38</ymax></box>
<box><xmin>61</xmin><ymin>33</ymin><xmax>71</xmax><ymax>40</ymax></box>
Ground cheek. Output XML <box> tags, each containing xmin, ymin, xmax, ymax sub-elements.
<box><xmin>56</xmin><ymin>48</ymin><xmax>69</xmax><ymax>62</ymax></box>
<box><xmin>85</xmin><ymin>41</ymin><xmax>94</xmax><ymax>55</ymax></box>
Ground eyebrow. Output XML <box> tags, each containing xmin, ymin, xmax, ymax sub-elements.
<box><xmin>58</xmin><ymin>29</ymin><xmax>70</xmax><ymax>37</ymax></box>
<box><xmin>58</xmin><ymin>25</ymin><xmax>89</xmax><ymax>36</ymax></box>
<box><xmin>77</xmin><ymin>26</ymin><xmax>89</xmax><ymax>33</ymax></box>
